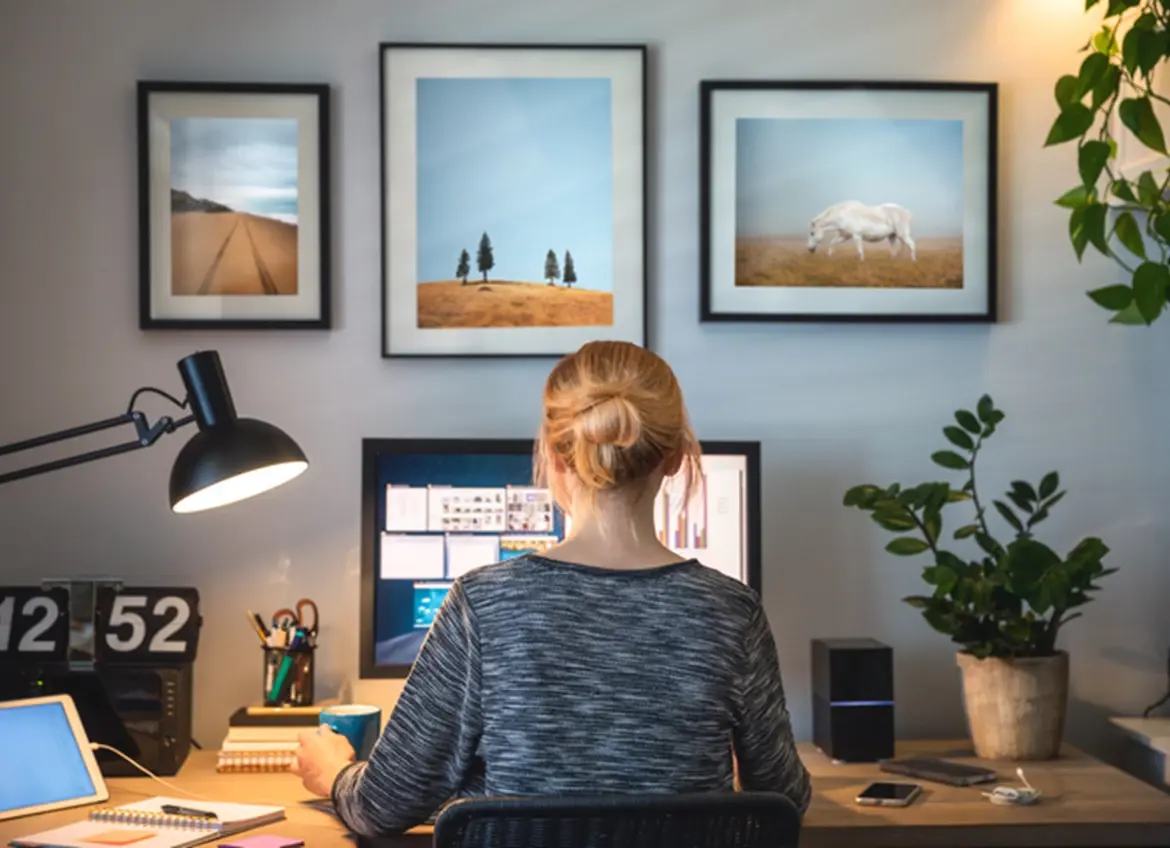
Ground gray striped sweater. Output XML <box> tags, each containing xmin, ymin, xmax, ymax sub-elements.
<box><xmin>332</xmin><ymin>555</ymin><xmax>811</xmax><ymax>836</ymax></box>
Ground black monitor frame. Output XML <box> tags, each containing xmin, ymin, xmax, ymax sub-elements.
<box><xmin>359</xmin><ymin>437</ymin><xmax>761</xmax><ymax>679</ymax></box>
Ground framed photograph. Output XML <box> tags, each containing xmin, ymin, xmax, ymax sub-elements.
<box><xmin>700</xmin><ymin>80</ymin><xmax>997</xmax><ymax>323</ymax></box>
<box><xmin>380</xmin><ymin>43</ymin><xmax>647</xmax><ymax>357</ymax></box>
<box><xmin>137</xmin><ymin>81</ymin><xmax>331</xmax><ymax>329</ymax></box>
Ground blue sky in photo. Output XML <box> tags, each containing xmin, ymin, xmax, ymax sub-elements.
<box><xmin>170</xmin><ymin>117</ymin><xmax>299</xmax><ymax>224</ymax></box>
<box><xmin>735</xmin><ymin>117</ymin><xmax>964</xmax><ymax>238</ymax></box>
<box><xmin>416</xmin><ymin>77</ymin><xmax>613</xmax><ymax>289</ymax></box>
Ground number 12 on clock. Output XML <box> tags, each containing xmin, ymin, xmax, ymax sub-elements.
<box><xmin>0</xmin><ymin>587</ymin><xmax>70</xmax><ymax>661</ymax></box>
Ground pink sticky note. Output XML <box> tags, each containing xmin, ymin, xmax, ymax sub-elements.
<box><xmin>218</xmin><ymin>837</ymin><xmax>304</xmax><ymax>848</ymax></box>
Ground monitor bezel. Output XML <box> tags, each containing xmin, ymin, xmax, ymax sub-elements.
<box><xmin>359</xmin><ymin>437</ymin><xmax>761</xmax><ymax>680</ymax></box>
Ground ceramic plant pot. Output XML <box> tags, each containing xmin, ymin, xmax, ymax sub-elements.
<box><xmin>955</xmin><ymin>650</ymin><xmax>1069</xmax><ymax>760</ymax></box>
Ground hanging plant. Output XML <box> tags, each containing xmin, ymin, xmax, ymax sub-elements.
<box><xmin>1045</xmin><ymin>0</ymin><xmax>1170</xmax><ymax>325</ymax></box>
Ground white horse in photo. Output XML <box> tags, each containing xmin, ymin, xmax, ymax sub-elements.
<box><xmin>806</xmin><ymin>200</ymin><xmax>917</xmax><ymax>261</ymax></box>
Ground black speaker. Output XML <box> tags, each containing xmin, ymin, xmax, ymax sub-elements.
<box><xmin>811</xmin><ymin>638</ymin><xmax>894</xmax><ymax>762</ymax></box>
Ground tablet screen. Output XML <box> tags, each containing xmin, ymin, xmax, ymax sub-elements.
<box><xmin>0</xmin><ymin>700</ymin><xmax>97</xmax><ymax>815</ymax></box>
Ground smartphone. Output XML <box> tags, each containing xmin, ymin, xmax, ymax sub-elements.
<box><xmin>855</xmin><ymin>781</ymin><xmax>923</xmax><ymax>807</ymax></box>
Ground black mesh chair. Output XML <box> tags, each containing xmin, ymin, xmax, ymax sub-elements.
<box><xmin>431</xmin><ymin>792</ymin><xmax>802</xmax><ymax>848</ymax></box>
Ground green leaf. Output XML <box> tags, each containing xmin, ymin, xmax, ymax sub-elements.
<box><xmin>903</xmin><ymin>595</ymin><xmax>931</xmax><ymax>609</ymax></box>
<box><xmin>1113</xmin><ymin>179</ymin><xmax>1137</xmax><ymax>203</ymax></box>
<box><xmin>1119</xmin><ymin>97</ymin><xmax>1168</xmax><ymax>154</ymax></box>
<box><xmin>976</xmin><ymin>395</ymin><xmax>995</xmax><ymax>423</ymax></box>
<box><xmin>1039</xmin><ymin>472</ymin><xmax>1059</xmax><ymax>499</ymax></box>
<box><xmin>1137</xmin><ymin>28</ymin><xmax>1163</xmax><ymax>77</ymax></box>
<box><xmin>1078</xmin><ymin>52</ymin><xmax>1110</xmax><ymax>93</ymax></box>
<box><xmin>1109</xmin><ymin>0</ymin><xmax>1142</xmax><ymax>18</ymax></box>
<box><xmin>1093</xmin><ymin>26</ymin><xmax>1120</xmax><ymax>56</ymax></box>
<box><xmin>1110</xmin><ymin>300</ymin><xmax>1149</xmax><ymax>324</ymax></box>
<box><xmin>874</xmin><ymin>514</ymin><xmax>917</xmax><ymax>532</ymax></box>
<box><xmin>1043</xmin><ymin>490</ymin><xmax>1066</xmax><ymax>510</ymax></box>
<box><xmin>1088</xmin><ymin>284</ymin><xmax>1134</xmax><ymax>310</ymax></box>
<box><xmin>1083</xmin><ymin>202</ymin><xmax>1110</xmax><ymax>255</ymax></box>
<box><xmin>924</xmin><ymin>512</ymin><xmax>942</xmax><ymax>545</ymax></box>
<box><xmin>1011</xmin><ymin>480</ymin><xmax>1038</xmax><ymax>503</ymax></box>
<box><xmin>886</xmin><ymin>537</ymin><xmax>930</xmax><ymax>556</ymax></box>
<box><xmin>1003</xmin><ymin>538</ymin><xmax>1063</xmax><ymax>598</ymax></box>
<box><xmin>1070</xmin><ymin>207</ymin><xmax>1090</xmax><ymax>260</ymax></box>
<box><xmin>931</xmin><ymin>450</ymin><xmax>969</xmax><ymax>470</ymax></box>
<box><xmin>1122</xmin><ymin>25</ymin><xmax>1142</xmax><ymax>74</ymax></box>
<box><xmin>1114</xmin><ymin>211</ymin><xmax>1147</xmax><ymax>259</ymax></box>
<box><xmin>943</xmin><ymin>426</ymin><xmax>975</xmax><ymax>451</ymax></box>
<box><xmin>1155</xmin><ymin>212</ymin><xmax>1170</xmax><ymax>243</ymax></box>
<box><xmin>1079</xmin><ymin>140</ymin><xmax>1112</xmax><ymax>187</ymax></box>
<box><xmin>1056</xmin><ymin>184</ymin><xmax>1094</xmax><ymax>209</ymax></box>
<box><xmin>975</xmin><ymin>533</ymin><xmax>1002</xmax><ymax>557</ymax></box>
<box><xmin>1056</xmin><ymin>74</ymin><xmax>1083</xmax><ymax>109</ymax></box>
<box><xmin>955</xmin><ymin>410</ymin><xmax>981</xmax><ymax>433</ymax></box>
<box><xmin>843</xmin><ymin>484</ymin><xmax>881</xmax><ymax>507</ymax></box>
<box><xmin>1132</xmin><ymin>261</ymin><xmax>1169</xmax><ymax>324</ymax></box>
<box><xmin>1087</xmin><ymin>0</ymin><xmax>1102</xmax><ymax>7</ymax></box>
<box><xmin>1138</xmin><ymin>171</ymin><xmax>1161</xmax><ymax>206</ymax></box>
<box><xmin>947</xmin><ymin>489</ymin><xmax>972</xmax><ymax>502</ymax></box>
<box><xmin>1045</xmin><ymin>103</ymin><xmax>1095</xmax><ymax>146</ymax></box>
<box><xmin>994</xmin><ymin>500</ymin><xmax>1025</xmax><ymax>533</ymax></box>
<box><xmin>1092</xmin><ymin>63</ymin><xmax>1122</xmax><ymax>110</ymax></box>
<box><xmin>954</xmin><ymin>524</ymin><xmax>979</xmax><ymax>540</ymax></box>
<box><xmin>1008</xmin><ymin>491</ymin><xmax>1034</xmax><ymax>514</ymax></box>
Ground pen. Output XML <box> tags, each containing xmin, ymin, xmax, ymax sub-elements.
<box><xmin>161</xmin><ymin>804</ymin><xmax>218</xmax><ymax>819</ymax></box>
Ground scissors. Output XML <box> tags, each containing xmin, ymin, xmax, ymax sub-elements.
<box><xmin>271</xmin><ymin>597</ymin><xmax>319</xmax><ymax>636</ymax></box>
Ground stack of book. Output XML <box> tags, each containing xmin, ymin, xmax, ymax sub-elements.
<box><xmin>216</xmin><ymin>705</ymin><xmax>320</xmax><ymax>773</ymax></box>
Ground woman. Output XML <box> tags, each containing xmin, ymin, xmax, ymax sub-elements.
<box><xmin>292</xmin><ymin>341</ymin><xmax>811</xmax><ymax>836</ymax></box>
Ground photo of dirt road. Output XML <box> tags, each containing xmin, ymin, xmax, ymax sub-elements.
<box><xmin>171</xmin><ymin>207</ymin><xmax>297</xmax><ymax>296</ymax></box>
<box><xmin>168</xmin><ymin>116</ymin><xmax>300</xmax><ymax>297</ymax></box>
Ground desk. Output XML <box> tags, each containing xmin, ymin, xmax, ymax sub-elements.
<box><xmin>3</xmin><ymin>740</ymin><xmax>1169</xmax><ymax>847</ymax></box>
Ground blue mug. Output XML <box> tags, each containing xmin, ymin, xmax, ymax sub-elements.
<box><xmin>319</xmin><ymin>704</ymin><xmax>382</xmax><ymax>760</ymax></box>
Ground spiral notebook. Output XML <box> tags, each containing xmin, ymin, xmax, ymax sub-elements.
<box><xmin>9</xmin><ymin>797</ymin><xmax>284</xmax><ymax>848</ymax></box>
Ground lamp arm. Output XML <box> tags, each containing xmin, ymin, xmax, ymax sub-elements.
<box><xmin>0</xmin><ymin>392</ymin><xmax>197</xmax><ymax>487</ymax></box>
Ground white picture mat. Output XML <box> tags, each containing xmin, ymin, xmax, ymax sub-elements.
<box><xmin>146</xmin><ymin>90</ymin><xmax>322</xmax><ymax>321</ymax></box>
<box><xmin>707</xmin><ymin>87</ymin><xmax>992</xmax><ymax>317</ymax></box>
<box><xmin>0</xmin><ymin>695</ymin><xmax>109</xmax><ymax>821</ymax></box>
<box><xmin>382</xmin><ymin>46</ymin><xmax>645</xmax><ymax>354</ymax></box>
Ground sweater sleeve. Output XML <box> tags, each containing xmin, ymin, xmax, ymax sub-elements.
<box><xmin>331</xmin><ymin>579</ymin><xmax>482</xmax><ymax>836</ymax></box>
<box><xmin>731</xmin><ymin>599</ymin><xmax>812</xmax><ymax>815</ymax></box>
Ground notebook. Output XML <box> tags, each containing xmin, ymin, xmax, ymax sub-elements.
<box><xmin>9</xmin><ymin>797</ymin><xmax>284</xmax><ymax>848</ymax></box>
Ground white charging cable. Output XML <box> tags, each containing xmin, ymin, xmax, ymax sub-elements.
<box><xmin>89</xmin><ymin>743</ymin><xmax>217</xmax><ymax>801</ymax></box>
<box><xmin>982</xmin><ymin>767</ymin><xmax>1042</xmax><ymax>806</ymax></box>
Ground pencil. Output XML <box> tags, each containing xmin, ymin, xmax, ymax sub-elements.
<box><xmin>246</xmin><ymin>609</ymin><xmax>268</xmax><ymax>645</ymax></box>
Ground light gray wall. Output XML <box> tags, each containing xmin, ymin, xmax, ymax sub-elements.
<box><xmin>2</xmin><ymin>0</ymin><xmax>1168</xmax><ymax>759</ymax></box>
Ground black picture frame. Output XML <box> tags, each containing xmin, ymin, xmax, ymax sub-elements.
<box><xmin>699</xmin><ymin>80</ymin><xmax>998</xmax><ymax>324</ymax></box>
<box><xmin>358</xmin><ymin>437</ymin><xmax>762</xmax><ymax>680</ymax></box>
<box><xmin>378</xmin><ymin>43</ymin><xmax>648</xmax><ymax>358</ymax></box>
<box><xmin>137</xmin><ymin>81</ymin><xmax>332</xmax><ymax>330</ymax></box>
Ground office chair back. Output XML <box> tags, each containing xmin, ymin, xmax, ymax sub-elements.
<box><xmin>432</xmin><ymin>791</ymin><xmax>802</xmax><ymax>848</ymax></box>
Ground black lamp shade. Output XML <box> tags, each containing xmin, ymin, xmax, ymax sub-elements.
<box><xmin>169</xmin><ymin>417</ymin><xmax>308</xmax><ymax>514</ymax></box>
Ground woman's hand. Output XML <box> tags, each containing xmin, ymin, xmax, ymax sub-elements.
<box><xmin>290</xmin><ymin>725</ymin><xmax>357</xmax><ymax>797</ymax></box>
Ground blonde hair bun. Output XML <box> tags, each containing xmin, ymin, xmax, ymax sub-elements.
<box><xmin>535</xmin><ymin>341</ymin><xmax>701</xmax><ymax>514</ymax></box>
<box><xmin>574</xmin><ymin>390</ymin><xmax>643</xmax><ymax>448</ymax></box>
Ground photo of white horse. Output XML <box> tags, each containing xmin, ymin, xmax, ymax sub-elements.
<box><xmin>806</xmin><ymin>201</ymin><xmax>916</xmax><ymax>261</ymax></box>
<box><xmin>734</xmin><ymin>117</ymin><xmax>963</xmax><ymax>290</ymax></box>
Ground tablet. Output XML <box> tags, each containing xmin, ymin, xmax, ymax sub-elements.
<box><xmin>0</xmin><ymin>694</ymin><xmax>109</xmax><ymax>821</ymax></box>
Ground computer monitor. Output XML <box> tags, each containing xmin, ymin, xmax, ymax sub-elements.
<box><xmin>359</xmin><ymin>438</ymin><xmax>761</xmax><ymax>678</ymax></box>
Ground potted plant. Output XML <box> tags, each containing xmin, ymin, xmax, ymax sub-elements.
<box><xmin>1045</xmin><ymin>0</ymin><xmax>1170</xmax><ymax>325</ymax></box>
<box><xmin>843</xmin><ymin>396</ymin><xmax>1116</xmax><ymax>760</ymax></box>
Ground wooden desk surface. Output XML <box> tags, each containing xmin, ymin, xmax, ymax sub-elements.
<box><xmin>3</xmin><ymin>740</ymin><xmax>1169</xmax><ymax>847</ymax></box>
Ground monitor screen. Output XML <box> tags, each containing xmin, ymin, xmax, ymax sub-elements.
<box><xmin>359</xmin><ymin>439</ymin><xmax>760</xmax><ymax>678</ymax></box>
<box><xmin>0</xmin><ymin>700</ymin><xmax>98</xmax><ymax>818</ymax></box>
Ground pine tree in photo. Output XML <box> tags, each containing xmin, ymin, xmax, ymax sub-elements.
<box><xmin>477</xmin><ymin>232</ymin><xmax>494</xmax><ymax>283</ymax></box>
<box><xmin>563</xmin><ymin>251</ymin><xmax>577</xmax><ymax>289</ymax></box>
<box><xmin>456</xmin><ymin>248</ymin><xmax>471</xmax><ymax>285</ymax></box>
<box><xmin>544</xmin><ymin>249</ymin><xmax>561</xmax><ymax>286</ymax></box>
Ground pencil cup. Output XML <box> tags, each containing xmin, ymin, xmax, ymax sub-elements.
<box><xmin>262</xmin><ymin>645</ymin><xmax>315</xmax><ymax>707</ymax></box>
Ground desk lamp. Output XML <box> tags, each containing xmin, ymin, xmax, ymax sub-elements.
<box><xmin>0</xmin><ymin>349</ymin><xmax>308</xmax><ymax>512</ymax></box>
